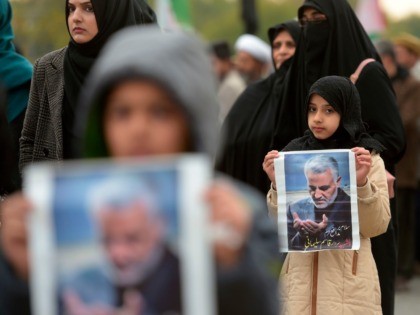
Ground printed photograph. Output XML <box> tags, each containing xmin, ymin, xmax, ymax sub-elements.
<box><xmin>27</xmin><ymin>157</ymin><xmax>214</xmax><ymax>315</ymax></box>
<box><xmin>54</xmin><ymin>168</ymin><xmax>181</xmax><ymax>315</ymax></box>
<box><xmin>275</xmin><ymin>150</ymin><xmax>359</xmax><ymax>252</ymax></box>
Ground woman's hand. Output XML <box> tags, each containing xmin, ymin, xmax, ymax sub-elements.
<box><xmin>205</xmin><ymin>181</ymin><xmax>252</xmax><ymax>269</ymax></box>
<box><xmin>351</xmin><ymin>147</ymin><xmax>372</xmax><ymax>187</ymax></box>
<box><xmin>262</xmin><ymin>150</ymin><xmax>280</xmax><ymax>189</ymax></box>
<box><xmin>0</xmin><ymin>192</ymin><xmax>32</xmax><ymax>280</ymax></box>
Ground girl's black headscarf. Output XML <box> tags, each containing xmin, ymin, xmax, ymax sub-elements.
<box><xmin>63</xmin><ymin>0</ymin><xmax>156</xmax><ymax>158</ymax></box>
<box><xmin>216</xmin><ymin>20</ymin><xmax>301</xmax><ymax>194</ymax></box>
<box><xmin>283</xmin><ymin>75</ymin><xmax>384</xmax><ymax>153</ymax></box>
<box><xmin>271</xmin><ymin>0</ymin><xmax>381</xmax><ymax>150</ymax></box>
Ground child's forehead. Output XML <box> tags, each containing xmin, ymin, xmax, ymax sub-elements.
<box><xmin>309</xmin><ymin>93</ymin><xmax>330</xmax><ymax>105</ymax></box>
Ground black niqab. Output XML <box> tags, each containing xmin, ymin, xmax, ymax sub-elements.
<box><xmin>275</xmin><ymin>0</ymin><xmax>379</xmax><ymax>144</ymax></box>
<box><xmin>63</xmin><ymin>0</ymin><xmax>156</xmax><ymax>158</ymax></box>
<box><xmin>216</xmin><ymin>20</ymin><xmax>301</xmax><ymax>193</ymax></box>
<box><xmin>272</xmin><ymin>0</ymin><xmax>404</xmax><ymax>168</ymax></box>
<box><xmin>283</xmin><ymin>76</ymin><xmax>384</xmax><ymax>153</ymax></box>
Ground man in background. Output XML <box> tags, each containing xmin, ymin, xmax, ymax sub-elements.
<box><xmin>393</xmin><ymin>33</ymin><xmax>420</xmax><ymax>80</ymax></box>
<box><xmin>234</xmin><ymin>34</ymin><xmax>272</xmax><ymax>85</ymax></box>
<box><xmin>210</xmin><ymin>41</ymin><xmax>246</xmax><ymax>122</ymax></box>
<box><xmin>377</xmin><ymin>39</ymin><xmax>420</xmax><ymax>290</ymax></box>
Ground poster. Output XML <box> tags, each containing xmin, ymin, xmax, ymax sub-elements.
<box><xmin>274</xmin><ymin>149</ymin><xmax>360</xmax><ymax>252</ymax></box>
<box><xmin>25</xmin><ymin>155</ymin><xmax>215</xmax><ymax>315</ymax></box>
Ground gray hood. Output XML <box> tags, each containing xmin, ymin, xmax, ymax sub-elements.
<box><xmin>76</xmin><ymin>26</ymin><xmax>220</xmax><ymax>158</ymax></box>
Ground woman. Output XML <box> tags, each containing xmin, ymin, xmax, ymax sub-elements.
<box><xmin>270</xmin><ymin>2</ymin><xmax>405</xmax><ymax>314</ymax></box>
<box><xmin>19</xmin><ymin>0</ymin><xmax>156</xmax><ymax>169</ymax></box>
<box><xmin>216</xmin><ymin>20</ymin><xmax>301</xmax><ymax>194</ymax></box>
<box><xmin>268</xmin><ymin>21</ymin><xmax>300</xmax><ymax>71</ymax></box>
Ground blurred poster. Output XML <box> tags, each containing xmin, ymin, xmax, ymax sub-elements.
<box><xmin>274</xmin><ymin>149</ymin><xmax>360</xmax><ymax>252</ymax></box>
<box><xmin>25</xmin><ymin>155</ymin><xmax>215</xmax><ymax>315</ymax></box>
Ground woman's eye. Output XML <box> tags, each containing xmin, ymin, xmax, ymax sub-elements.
<box><xmin>68</xmin><ymin>6</ymin><xmax>75</xmax><ymax>13</ymax></box>
<box><xmin>85</xmin><ymin>5</ymin><xmax>94</xmax><ymax>12</ymax></box>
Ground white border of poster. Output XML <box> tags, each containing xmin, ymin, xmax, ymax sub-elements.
<box><xmin>25</xmin><ymin>154</ymin><xmax>215</xmax><ymax>315</ymax></box>
<box><xmin>274</xmin><ymin>149</ymin><xmax>360</xmax><ymax>252</ymax></box>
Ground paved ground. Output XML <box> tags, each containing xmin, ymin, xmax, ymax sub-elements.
<box><xmin>395</xmin><ymin>275</ymin><xmax>420</xmax><ymax>315</ymax></box>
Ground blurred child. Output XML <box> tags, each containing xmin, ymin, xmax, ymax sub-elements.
<box><xmin>0</xmin><ymin>26</ymin><xmax>279</xmax><ymax>315</ymax></box>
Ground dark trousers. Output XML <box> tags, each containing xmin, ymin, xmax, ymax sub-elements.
<box><xmin>416</xmin><ymin>186</ymin><xmax>420</xmax><ymax>262</ymax></box>
<box><xmin>371</xmin><ymin>196</ymin><xmax>397</xmax><ymax>315</ymax></box>
<box><xmin>396</xmin><ymin>188</ymin><xmax>416</xmax><ymax>278</ymax></box>
<box><xmin>8</xmin><ymin>110</ymin><xmax>25</xmax><ymax>190</ymax></box>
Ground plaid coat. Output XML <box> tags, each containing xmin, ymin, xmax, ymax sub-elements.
<box><xmin>19</xmin><ymin>47</ymin><xmax>66</xmax><ymax>171</ymax></box>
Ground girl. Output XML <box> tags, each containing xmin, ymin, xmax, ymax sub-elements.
<box><xmin>19</xmin><ymin>0</ymin><xmax>155</xmax><ymax>169</ymax></box>
<box><xmin>277</xmin><ymin>2</ymin><xmax>404</xmax><ymax>313</ymax></box>
<box><xmin>263</xmin><ymin>75</ymin><xmax>390</xmax><ymax>314</ymax></box>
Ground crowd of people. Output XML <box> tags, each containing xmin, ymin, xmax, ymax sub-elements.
<box><xmin>0</xmin><ymin>0</ymin><xmax>419</xmax><ymax>314</ymax></box>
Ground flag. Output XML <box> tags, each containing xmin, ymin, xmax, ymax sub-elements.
<box><xmin>355</xmin><ymin>0</ymin><xmax>387</xmax><ymax>41</ymax></box>
<box><xmin>156</xmin><ymin>0</ymin><xmax>192</xmax><ymax>31</ymax></box>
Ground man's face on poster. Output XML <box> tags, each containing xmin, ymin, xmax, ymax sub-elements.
<box><xmin>97</xmin><ymin>202</ymin><xmax>164</xmax><ymax>285</ymax></box>
<box><xmin>306</xmin><ymin>168</ymin><xmax>340</xmax><ymax>209</ymax></box>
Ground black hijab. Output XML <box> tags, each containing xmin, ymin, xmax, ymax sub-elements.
<box><xmin>272</xmin><ymin>0</ymin><xmax>386</xmax><ymax>152</ymax></box>
<box><xmin>216</xmin><ymin>20</ymin><xmax>301</xmax><ymax>193</ymax></box>
<box><xmin>63</xmin><ymin>0</ymin><xmax>156</xmax><ymax>158</ymax></box>
<box><xmin>268</xmin><ymin>20</ymin><xmax>301</xmax><ymax>68</ymax></box>
<box><xmin>283</xmin><ymin>76</ymin><xmax>384</xmax><ymax>153</ymax></box>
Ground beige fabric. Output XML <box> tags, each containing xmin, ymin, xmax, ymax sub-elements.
<box><xmin>218</xmin><ymin>69</ymin><xmax>246</xmax><ymax>122</ymax></box>
<box><xmin>267</xmin><ymin>153</ymin><xmax>390</xmax><ymax>315</ymax></box>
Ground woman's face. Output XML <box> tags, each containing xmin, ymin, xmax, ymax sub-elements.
<box><xmin>103</xmin><ymin>80</ymin><xmax>191</xmax><ymax>157</ymax></box>
<box><xmin>272</xmin><ymin>30</ymin><xmax>296</xmax><ymax>69</ymax></box>
<box><xmin>67</xmin><ymin>0</ymin><xmax>98</xmax><ymax>44</ymax></box>
<box><xmin>307</xmin><ymin>93</ymin><xmax>340</xmax><ymax>140</ymax></box>
<box><xmin>300</xmin><ymin>7</ymin><xmax>327</xmax><ymax>26</ymax></box>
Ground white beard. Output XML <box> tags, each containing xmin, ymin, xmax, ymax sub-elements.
<box><xmin>311</xmin><ymin>187</ymin><xmax>338</xmax><ymax>209</ymax></box>
<box><xmin>101</xmin><ymin>245</ymin><xmax>164</xmax><ymax>287</ymax></box>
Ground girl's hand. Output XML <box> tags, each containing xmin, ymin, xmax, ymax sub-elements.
<box><xmin>351</xmin><ymin>147</ymin><xmax>372</xmax><ymax>187</ymax></box>
<box><xmin>262</xmin><ymin>150</ymin><xmax>280</xmax><ymax>189</ymax></box>
<box><xmin>205</xmin><ymin>181</ymin><xmax>252</xmax><ymax>269</ymax></box>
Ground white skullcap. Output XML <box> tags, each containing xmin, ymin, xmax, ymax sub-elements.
<box><xmin>234</xmin><ymin>34</ymin><xmax>271</xmax><ymax>63</ymax></box>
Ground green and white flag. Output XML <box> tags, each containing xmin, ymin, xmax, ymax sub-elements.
<box><xmin>156</xmin><ymin>0</ymin><xmax>192</xmax><ymax>31</ymax></box>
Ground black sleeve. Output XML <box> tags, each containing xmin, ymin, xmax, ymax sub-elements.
<box><xmin>0</xmin><ymin>248</ymin><xmax>31</xmax><ymax>315</ymax></box>
<box><xmin>356</xmin><ymin>62</ymin><xmax>406</xmax><ymax>169</ymax></box>
<box><xmin>216</xmin><ymin>181</ymin><xmax>281</xmax><ymax>315</ymax></box>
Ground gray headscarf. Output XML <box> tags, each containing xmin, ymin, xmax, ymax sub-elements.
<box><xmin>76</xmin><ymin>26</ymin><xmax>220</xmax><ymax>158</ymax></box>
